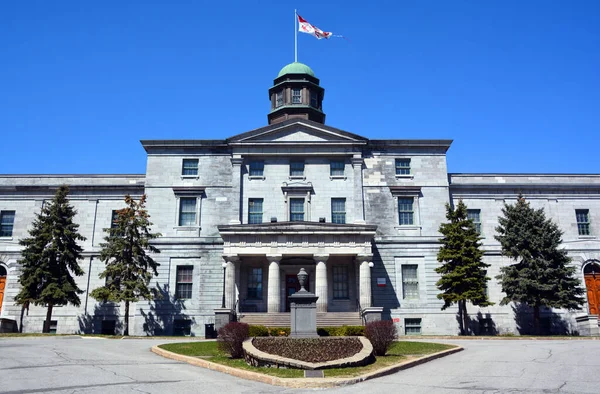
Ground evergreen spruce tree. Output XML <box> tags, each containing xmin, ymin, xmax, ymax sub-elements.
<box><xmin>90</xmin><ymin>195</ymin><xmax>160</xmax><ymax>336</ymax></box>
<box><xmin>495</xmin><ymin>194</ymin><xmax>585</xmax><ymax>334</ymax></box>
<box><xmin>436</xmin><ymin>200</ymin><xmax>493</xmax><ymax>335</ymax></box>
<box><xmin>15</xmin><ymin>185</ymin><xmax>86</xmax><ymax>332</ymax></box>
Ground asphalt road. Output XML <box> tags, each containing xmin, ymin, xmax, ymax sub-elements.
<box><xmin>1</xmin><ymin>336</ymin><xmax>599</xmax><ymax>394</ymax></box>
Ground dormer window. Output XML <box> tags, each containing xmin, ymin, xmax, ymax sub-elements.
<box><xmin>275</xmin><ymin>91</ymin><xmax>283</xmax><ymax>107</ymax></box>
<box><xmin>292</xmin><ymin>88</ymin><xmax>302</xmax><ymax>104</ymax></box>
<box><xmin>310</xmin><ymin>91</ymin><xmax>318</xmax><ymax>108</ymax></box>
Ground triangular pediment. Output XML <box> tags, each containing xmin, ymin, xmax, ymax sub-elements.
<box><xmin>227</xmin><ymin>119</ymin><xmax>367</xmax><ymax>144</ymax></box>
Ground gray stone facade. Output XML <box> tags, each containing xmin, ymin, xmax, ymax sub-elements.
<box><xmin>1</xmin><ymin>68</ymin><xmax>599</xmax><ymax>337</ymax></box>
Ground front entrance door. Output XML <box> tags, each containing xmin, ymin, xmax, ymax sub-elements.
<box><xmin>0</xmin><ymin>276</ymin><xmax>6</xmax><ymax>314</ymax></box>
<box><xmin>585</xmin><ymin>262</ymin><xmax>600</xmax><ymax>316</ymax></box>
<box><xmin>286</xmin><ymin>274</ymin><xmax>309</xmax><ymax>312</ymax></box>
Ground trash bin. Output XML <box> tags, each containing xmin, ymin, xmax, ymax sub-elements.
<box><xmin>205</xmin><ymin>323</ymin><xmax>216</xmax><ymax>339</ymax></box>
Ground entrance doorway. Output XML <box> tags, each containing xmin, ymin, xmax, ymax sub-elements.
<box><xmin>285</xmin><ymin>274</ymin><xmax>309</xmax><ymax>312</ymax></box>
<box><xmin>584</xmin><ymin>262</ymin><xmax>600</xmax><ymax>316</ymax></box>
<box><xmin>0</xmin><ymin>265</ymin><xmax>6</xmax><ymax>314</ymax></box>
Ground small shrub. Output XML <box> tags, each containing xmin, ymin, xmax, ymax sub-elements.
<box><xmin>248</xmin><ymin>325</ymin><xmax>269</xmax><ymax>337</ymax></box>
<box><xmin>267</xmin><ymin>326</ymin><xmax>290</xmax><ymax>336</ymax></box>
<box><xmin>365</xmin><ymin>320</ymin><xmax>397</xmax><ymax>356</ymax></box>
<box><xmin>340</xmin><ymin>325</ymin><xmax>365</xmax><ymax>336</ymax></box>
<box><xmin>217</xmin><ymin>322</ymin><xmax>249</xmax><ymax>358</ymax></box>
<box><xmin>317</xmin><ymin>326</ymin><xmax>339</xmax><ymax>336</ymax></box>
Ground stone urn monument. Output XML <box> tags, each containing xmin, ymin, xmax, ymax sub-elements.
<box><xmin>289</xmin><ymin>268</ymin><xmax>319</xmax><ymax>338</ymax></box>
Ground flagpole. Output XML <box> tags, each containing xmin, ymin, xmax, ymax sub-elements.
<box><xmin>294</xmin><ymin>9</ymin><xmax>298</xmax><ymax>62</ymax></box>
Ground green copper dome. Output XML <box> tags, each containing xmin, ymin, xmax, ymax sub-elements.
<box><xmin>277</xmin><ymin>62</ymin><xmax>315</xmax><ymax>78</ymax></box>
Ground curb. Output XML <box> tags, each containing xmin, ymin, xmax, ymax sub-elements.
<box><xmin>151</xmin><ymin>344</ymin><xmax>463</xmax><ymax>388</ymax></box>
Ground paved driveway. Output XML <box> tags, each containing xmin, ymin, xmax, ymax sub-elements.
<box><xmin>1</xmin><ymin>336</ymin><xmax>599</xmax><ymax>394</ymax></box>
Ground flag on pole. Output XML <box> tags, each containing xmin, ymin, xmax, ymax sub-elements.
<box><xmin>297</xmin><ymin>14</ymin><xmax>333</xmax><ymax>40</ymax></box>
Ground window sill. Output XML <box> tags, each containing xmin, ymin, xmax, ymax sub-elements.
<box><xmin>289</xmin><ymin>176</ymin><xmax>306</xmax><ymax>181</ymax></box>
<box><xmin>180</xmin><ymin>175</ymin><xmax>199</xmax><ymax>180</ymax></box>
<box><xmin>578</xmin><ymin>235</ymin><xmax>596</xmax><ymax>240</ymax></box>
<box><xmin>394</xmin><ymin>225</ymin><xmax>421</xmax><ymax>230</ymax></box>
<box><xmin>173</xmin><ymin>226</ymin><xmax>201</xmax><ymax>230</ymax></box>
<box><xmin>329</xmin><ymin>175</ymin><xmax>346</xmax><ymax>180</ymax></box>
<box><xmin>0</xmin><ymin>236</ymin><xmax>14</xmax><ymax>241</ymax></box>
<box><xmin>248</xmin><ymin>176</ymin><xmax>265</xmax><ymax>181</ymax></box>
<box><xmin>395</xmin><ymin>174</ymin><xmax>414</xmax><ymax>179</ymax></box>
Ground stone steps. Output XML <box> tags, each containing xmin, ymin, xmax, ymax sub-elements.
<box><xmin>239</xmin><ymin>312</ymin><xmax>363</xmax><ymax>327</ymax></box>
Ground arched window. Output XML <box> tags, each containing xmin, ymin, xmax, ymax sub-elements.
<box><xmin>0</xmin><ymin>265</ymin><xmax>6</xmax><ymax>276</ymax></box>
<box><xmin>584</xmin><ymin>262</ymin><xmax>600</xmax><ymax>275</ymax></box>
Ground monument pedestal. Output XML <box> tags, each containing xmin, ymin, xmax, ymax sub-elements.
<box><xmin>214</xmin><ymin>308</ymin><xmax>235</xmax><ymax>333</ymax></box>
<box><xmin>289</xmin><ymin>268</ymin><xmax>319</xmax><ymax>338</ymax></box>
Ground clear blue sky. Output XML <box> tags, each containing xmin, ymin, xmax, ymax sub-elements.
<box><xmin>1</xmin><ymin>1</ymin><xmax>598</xmax><ymax>174</ymax></box>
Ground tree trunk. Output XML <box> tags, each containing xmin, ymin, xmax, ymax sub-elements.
<box><xmin>533</xmin><ymin>304</ymin><xmax>540</xmax><ymax>335</ymax></box>
<box><xmin>461</xmin><ymin>300</ymin><xmax>470</xmax><ymax>336</ymax></box>
<box><xmin>44</xmin><ymin>304</ymin><xmax>53</xmax><ymax>333</ymax></box>
<box><xmin>19</xmin><ymin>304</ymin><xmax>26</xmax><ymax>333</ymax></box>
<box><xmin>124</xmin><ymin>300</ymin><xmax>129</xmax><ymax>336</ymax></box>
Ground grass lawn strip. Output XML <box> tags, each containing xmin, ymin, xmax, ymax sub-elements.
<box><xmin>158</xmin><ymin>341</ymin><xmax>456</xmax><ymax>379</ymax></box>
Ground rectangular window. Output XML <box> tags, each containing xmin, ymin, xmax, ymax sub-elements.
<box><xmin>402</xmin><ymin>265</ymin><xmax>419</xmax><ymax>299</ymax></box>
<box><xmin>292</xmin><ymin>88</ymin><xmax>302</xmax><ymax>104</ymax></box>
<box><xmin>101</xmin><ymin>320</ymin><xmax>116</xmax><ymax>335</ymax></box>
<box><xmin>249</xmin><ymin>160</ymin><xmax>264</xmax><ymax>177</ymax></box>
<box><xmin>310</xmin><ymin>91</ymin><xmax>318</xmax><ymax>107</ymax></box>
<box><xmin>43</xmin><ymin>320</ymin><xmax>58</xmax><ymax>334</ymax></box>
<box><xmin>467</xmin><ymin>209</ymin><xmax>482</xmax><ymax>234</ymax></box>
<box><xmin>110</xmin><ymin>210</ymin><xmax>120</xmax><ymax>229</ymax></box>
<box><xmin>398</xmin><ymin>198</ymin><xmax>414</xmax><ymax>225</ymax></box>
<box><xmin>0</xmin><ymin>210</ymin><xmax>15</xmax><ymax>237</ymax></box>
<box><xmin>576</xmin><ymin>209</ymin><xmax>590</xmax><ymax>236</ymax></box>
<box><xmin>276</xmin><ymin>91</ymin><xmax>283</xmax><ymax>107</ymax></box>
<box><xmin>395</xmin><ymin>158</ymin><xmax>411</xmax><ymax>175</ymax></box>
<box><xmin>290</xmin><ymin>161</ymin><xmax>305</xmax><ymax>177</ymax></box>
<box><xmin>247</xmin><ymin>268</ymin><xmax>263</xmax><ymax>299</ymax></box>
<box><xmin>404</xmin><ymin>318</ymin><xmax>422</xmax><ymax>335</ymax></box>
<box><xmin>178</xmin><ymin>197</ymin><xmax>197</xmax><ymax>226</ymax></box>
<box><xmin>331</xmin><ymin>198</ymin><xmax>346</xmax><ymax>224</ymax></box>
<box><xmin>290</xmin><ymin>198</ymin><xmax>305</xmax><ymax>221</ymax></box>
<box><xmin>176</xmin><ymin>266</ymin><xmax>193</xmax><ymax>299</ymax></box>
<box><xmin>333</xmin><ymin>266</ymin><xmax>349</xmax><ymax>299</ymax></box>
<box><xmin>248</xmin><ymin>198</ymin><xmax>263</xmax><ymax>224</ymax></box>
<box><xmin>173</xmin><ymin>319</ymin><xmax>192</xmax><ymax>336</ymax></box>
<box><xmin>330</xmin><ymin>160</ymin><xmax>344</xmax><ymax>176</ymax></box>
<box><xmin>182</xmin><ymin>159</ymin><xmax>199</xmax><ymax>176</ymax></box>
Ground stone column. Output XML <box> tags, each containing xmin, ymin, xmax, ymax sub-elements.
<box><xmin>351</xmin><ymin>155</ymin><xmax>366</xmax><ymax>224</ymax></box>
<box><xmin>229</xmin><ymin>155</ymin><xmax>244</xmax><ymax>224</ymax></box>
<box><xmin>224</xmin><ymin>256</ymin><xmax>239</xmax><ymax>310</ymax></box>
<box><xmin>357</xmin><ymin>254</ymin><xmax>373</xmax><ymax>309</ymax></box>
<box><xmin>314</xmin><ymin>254</ymin><xmax>329</xmax><ymax>312</ymax></box>
<box><xmin>267</xmin><ymin>255</ymin><xmax>282</xmax><ymax>313</ymax></box>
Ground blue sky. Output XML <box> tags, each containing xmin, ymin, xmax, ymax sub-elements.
<box><xmin>1</xmin><ymin>1</ymin><xmax>598</xmax><ymax>174</ymax></box>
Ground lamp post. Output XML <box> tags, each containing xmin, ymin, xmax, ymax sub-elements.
<box><xmin>221</xmin><ymin>262</ymin><xmax>227</xmax><ymax>308</ymax></box>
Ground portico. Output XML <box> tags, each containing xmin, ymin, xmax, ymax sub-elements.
<box><xmin>218</xmin><ymin>222</ymin><xmax>377</xmax><ymax>314</ymax></box>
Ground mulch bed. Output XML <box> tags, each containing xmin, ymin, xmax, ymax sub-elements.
<box><xmin>252</xmin><ymin>337</ymin><xmax>363</xmax><ymax>363</ymax></box>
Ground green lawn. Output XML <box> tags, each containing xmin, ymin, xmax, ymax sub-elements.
<box><xmin>158</xmin><ymin>340</ymin><xmax>456</xmax><ymax>379</ymax></box>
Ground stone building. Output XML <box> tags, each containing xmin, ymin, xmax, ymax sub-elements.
<box><xmin>1</xmin><ymin>62</ymin><xmax>599</xmax><ymax>336</ymax></box>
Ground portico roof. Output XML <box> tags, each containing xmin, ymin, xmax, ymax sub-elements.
<box><xmin>218</xmin><ymin>221</ymin><xmax>377</xmax><ymax>235</ymax></box>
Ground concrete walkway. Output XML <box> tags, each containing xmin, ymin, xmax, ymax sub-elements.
<box><xmin>1</xmin><ymin>336</ymin><xmax>599</xmax><ymax>393</ymax></box>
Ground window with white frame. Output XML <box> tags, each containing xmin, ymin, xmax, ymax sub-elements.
<box><xmin>110</xmin><ymin>210</ymin><xmax>120</xmax><ymax>229</ymax></box>
<box><xmin>0</xmin><ymin>211</ymin><xmax>15</xmax><ymax>237</ymax></box>
<box><xmin>401</xmin><ymin>264</ymin><xmax>419</xmax><ymax>299</ymax></box>
<box><xmin>176</xmin><ymin>266</ymin><xmax>193</xmax><ymax>299</ymax></box>
<box><xmin>331</xmin><ymin>198</ymin><xmax>346</xmax><ymax>224</ymax></box>
<box><xmin>290</xmin><ymin>198</ymin><xmax>305</xmax><ymax>221</ymax></box>
<box><xmin>182</xmin><ymin>159</ymin><xmax>199</xmax><ymax>176</ymax></box>
<box><xmin>330</xmin><ymin>160</ymin><xmax>344</xmax><ymax>176</ymax></box>
<box><xmin>404</xmin><ymin>318</ymin><xmax>422</xmax><ymax>335</ymax></box>
<box><xmin>576</xmin><ymin>209</ymin><xmax>590</xmax><ymax>236</ymax></box>
<box><xmin>290</xmin><ymin>161</ymin><xmax>305</xmax><ymax>177</ymax></box>
<box><xmin>247</xmin><ymin>268</ymin><xmax>263</xmax><ymax>299</ymax></box>
<box><xmin>467</xmin><ymin>209</ymin><xmax>482</xmax><ymax>234</ymax></box>
<box><xmin>333</xmin><ymin>266</ymin><xmax>349</xmax><ymax>299</ymax></box>
<box><xmin>310</xmin><ymin>91</ymin><xmax>318</xmax><ymax>108</ymax></box>
<box><xmin>395</xmin><ymin>158</ymin><xmax>411</xmax><ymax>175</ymax></box>
<box><xmin>398</xmin><ymin>198</ymin><xmax>414</xmax><ymax>225</ymax></box>
<box><xmin>178</xmin><ymin>197</ymin><xmax>197</xmax><ymax>226</ymax></box>
<box><xmin>292</xmin><ymin>88</ymin><xmax>302</xmax><ymax>104</ymax></box>
<box><xmin>249</xmin><ymin>160</ymin><xmax>264</xmax><ymax>177</ymax></box>
<box><xmin>275</xmin><ymin>91</ymin><xmax>283</xmax><ymax>107</ymax></box>
<box><xmin>248</xmin><ymin>198</ymin><xmax>263</xmax><ymax>224</ymax></box>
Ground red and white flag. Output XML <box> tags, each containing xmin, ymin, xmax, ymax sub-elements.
<box><xmin>297</xmin><ymin>14</ymin><xmax>333</xmax><ymax>40</ymax></box>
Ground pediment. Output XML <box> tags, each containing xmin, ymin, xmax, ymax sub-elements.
<box><xmin>227</xmin><ymin>119</ymin><xmax>367</xmax><ymax>144</ymax></box>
